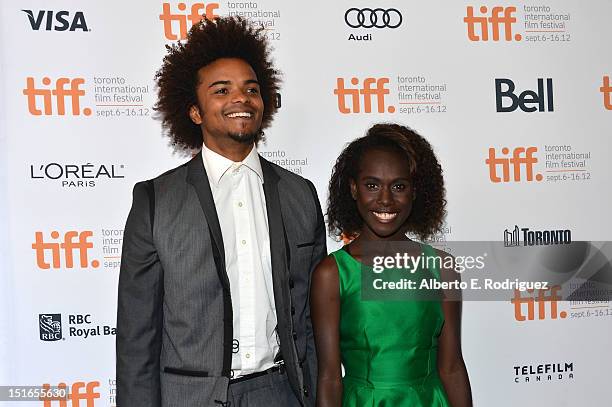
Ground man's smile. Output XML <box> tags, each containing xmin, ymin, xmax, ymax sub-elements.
<box><xmin>225</xmin><ymin>111</ymin><xmax>254</xmax><ymax>118</ymax></box>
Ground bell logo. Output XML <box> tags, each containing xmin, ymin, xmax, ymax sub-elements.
<box><xmin>464</xmin><ymin>6</ymin><xmax>521</xmax><ymax>42</ymax></box>
<box><xmin>23</xmin><ymin>77</ymin><xmax>91</xmax><ymax>116</ymax></box>
<box><xmin>160</xmin><ymin>2</ymin><xmax>219</xmax><ymax>40</ymax></box>
<box><xmin>486</xmin><ymin>147</ymin><xmax>543</xmax><ymax>183</ymax></box>
<box><xmin>22</xmin><ymin>10</ymin><xmax>89</xmax><ymax>32</ymax></box>
<box><xmin>511</xmin><ymin>286</ymin><xmax>567</xmax><ymax>321</ymax></box>
<box><xmin>42</xmin><ymin>381</ymin><xmax>99</xmax><ymax>406</ymax></box>
<box><xmin>334</xmin><ymin>77</ymin><xmax>395</xmax><ymax>114</ymax></box>
<box><xmin>32</xmin><ymin>231</ymin><xmax>100</xmax><ymax>270</ymax></box>
<box><xmin>495</xmin><ymin>78</ymin><xmax>554</xmax><ymax>112</ymax></box>
<box><xmin>600</xmin><ymin>75</ymin><xmax>612</xmax><ymax>110</ymax></box>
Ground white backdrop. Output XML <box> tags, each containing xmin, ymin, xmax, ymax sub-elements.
<box><xmin>1</xmin><ymin>1</ymin><xmax>611</xmax><ymax>406</ymax></box>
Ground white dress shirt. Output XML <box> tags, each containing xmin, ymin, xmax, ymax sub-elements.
<box><xmin>201</xmin><ymin>143</ymin><xmax>279</xmax><ymax>378</ymax></box>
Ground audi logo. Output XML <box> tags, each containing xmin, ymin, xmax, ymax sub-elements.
<box><xmin>344</xmin><ymin>8</ymin><xmax>403</xmax><ymax>29</ymax></box>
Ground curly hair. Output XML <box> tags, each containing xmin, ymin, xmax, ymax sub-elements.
<box><xmin>154</xmin><ymin>16</ymin><xmax>281</xmax><ymax>152</ymax></box>
<box><xmin>327</xmin><ymin>123</ymin><xmax>446</xmax><ymax>241</ymax></box>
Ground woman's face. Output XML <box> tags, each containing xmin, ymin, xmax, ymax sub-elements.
<box><xmin>350</xmin><ymin>147</ymin><xmax>415</xmax><ymax>240</ymax></box>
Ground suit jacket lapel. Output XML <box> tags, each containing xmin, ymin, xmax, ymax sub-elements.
<box><xmin>261</xmin><ymin>157</ymin><xmax>289</xmax><ymax>298</ymax></box>
<box><xmin>260</xmin><ymin>158</ymin><xmax>295</xmax><ymax>363</ymax></box>
<box><xmin>186</xmin><ymin>153</ymin><xmax>228</xmax><ymax>290</ymax></box>
<box><xmin>186</xmin><ymin>153</ymin><xmax>234</xmax><ymax>376</ymax></box>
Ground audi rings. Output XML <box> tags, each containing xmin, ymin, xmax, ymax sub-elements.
<box><xmin>344</xmin><ymin>8</ymin><xmax>402</xmax><ymax>29</ymax></box>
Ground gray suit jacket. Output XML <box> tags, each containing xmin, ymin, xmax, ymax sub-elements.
<box><xmin>116</xmin><ymin>153</ymin><xmax>326</xmax><ymax>406</ymax></box>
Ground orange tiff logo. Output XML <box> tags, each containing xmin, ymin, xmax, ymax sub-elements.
<box><xmin>32</xmin><ymin>231</ymin><xmax>99</xmax><ymax>270</ymax></box>
<box><xmin>486</xmin><ymin>146</ymin><xmax>543</xmax><ymax>183</ymax></box>
<box><xmin>511</xmin><ymin>286</ymin><xmax>567</xmax><ymax>321</ymax></box>
<box><xmin>464</xmin><ymin>6</ymin><xmax>521</xmax><ymax>41</ymax></box>
<box><xmin>160</xmin><ymin>2</ymin><xmax>219</xmax><ymax>40</ymax></box>
<box><xmin>23</xmin><ymin>77</ymin><xmax>91</xmax><ymax>116</ymax></box>
<box><xmin>600</xmin><ymin>75</ymin><xmax>612</xmax><ymax>110</ymax></box>
<box><xmin>334</xmin><ymin>77</ymin><xmax>395</xmax><ymax>114</ymax></box>
<box><xmin>42</xmin><ymin>381</ymin><xmax>99</xmax><ymax>406</ymax></box>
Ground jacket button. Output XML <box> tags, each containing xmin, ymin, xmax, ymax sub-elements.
<box><xmin>303</xmin><ymin>388</ymin><xmax>309</xmax><ymax>397</ymax></box>
<box><xmin>292</xmin><ymin>331</ymin><xmax>297</xmax><ymax>340</ymax></box>
<box><xmin>288</xmin><ymin>278</ymin><xmax>295</xmax><ymax>288</ymax></box>
<box><xmin>291</xmin><ymin>306</ymin><xmax>295</xmax><ymax>315</ymax></box>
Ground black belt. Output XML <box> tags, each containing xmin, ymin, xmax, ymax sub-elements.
<box><xmin>229</xmin><ymin>363</ymin><xmax>285</xmax><ymax>384</ymax></box>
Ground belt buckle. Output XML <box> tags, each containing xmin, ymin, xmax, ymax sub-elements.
<box><xmin>273</xmin><ymin>359</ymin><xmax>285</xmax><ymax>375</ymax></box>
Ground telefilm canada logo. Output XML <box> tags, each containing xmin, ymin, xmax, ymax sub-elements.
<box><xmin>344</xmin><ymin>8</ymin><xmax>402</xmax><ymax>41</ymax></box>
<box><xmin>22</xmin><ymin>9</ymin><xmax>90</xmax><ymax>32</ymax></box>
<box><xmin>513</xmin><ymin>361</ymin><xmax>574</xmax><ymax>383</ymax></box>
<box><xmin>38</xmin><ymin>314</ymin><xmax>116</xmax><ymax>342</ymax></box>
<box><xmin>39</xmin><ymin>314</ymin><xmax>62</xmax><ymax>341</ymax></box>
<box><xmin>504</xmin><ymin>226</ymin><xmax>572</xmax><ymax>247</ymax></box>
<box><xmin>29</xmin><ymin>162</ymin><xmax>125</xmax><ymax>188</ymax></box>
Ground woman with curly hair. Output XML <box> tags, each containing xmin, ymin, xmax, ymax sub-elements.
<box><xmin>311</xmin><ymin>123</ymin><xmax>472</xmax><ymax>406</ymax></box>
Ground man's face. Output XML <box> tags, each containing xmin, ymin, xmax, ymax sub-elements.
<box><xmin>190</xmin><ymin>58</ymin><xmax>264</xmax><ymax>146</ymax></box>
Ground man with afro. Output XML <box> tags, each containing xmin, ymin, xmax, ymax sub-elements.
<box><xmin>116</xmin><ymin>16</ymin><xmax>325</xmax><ymax>407</ymax></box>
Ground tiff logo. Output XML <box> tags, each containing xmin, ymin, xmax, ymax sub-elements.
<box><xmin>160</xmin><ymin>2</ymin><xmax>219</xmax><ymax>40</ymax></box>
<box><xmin>495</xmin><ymin>78</ymin><xmax>554</xmax><ymax>112</ymax></box>
<box><xmin>601</xmin><ymin>75</ymin><xmax>612</xmax><ymax>110</ymax></box>
<box><xmin>464</xmin><ymin>6</ymin><xmax>521</xmax><ymax>41</ymax></box>
<box><xmin>32</xmin><ymin>231</ymin><xmax>99</xmax><ymax>270</ymax></box>
<box><xmin>42</xmin><ymin>381</ymin><xmax>100</xmax><ymax>407</ymax></box>
<box><xmin>22</xmin><ymin>10</ymin><xmax>89</xmax><ymax>32</ymax></box>
<box><xmin>511</xmin><ymin>286</ymin><xmax>567</xmax><ymax>321</ymax></box>
<box><xmin>334</xmin><ymin>77</ymin><xmax>395</xmax><ymax>114</ymax></box>
<box><xmin>486</xmin><ymin>147</ymin><xmax>543</xmax><ymax>183</ymax></box>
<box><xmin>23</xmin><ymin>77</ymin><xmax>91</xmax><ymax>116</ymax></box>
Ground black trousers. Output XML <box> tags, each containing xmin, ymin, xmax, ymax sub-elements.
<box><xmin>225</xmin><ymin>368</ymin><xmax>300</xmax><ymax>407</ymax></box>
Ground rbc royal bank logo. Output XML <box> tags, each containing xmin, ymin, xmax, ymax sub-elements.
<box><xmin>160</xmin><ymin>2</ymin><xmax>219</xmax><ymax>40</ymax></box>
<box><xmin>22</xmin><ymin>10</ymin><xmax>89</xmax><ymax>32</ymax></box>
<box><xmin>23</xmin><ymin>77</ymin><xmax>91</xmax><ymax>116</ymax></box>
<box><xmin>334</xmin><ymin>77</ymin><xmax>395</xmax><ymax>114</ymax></box>
<box><xmin>39</xmin><ymin>314</ymin><xmax>62</xmax><ymax>341</ymax></box>
<box><xmin>464</xmin><ymin>6</ymin><xmax>521</xmax><ymax>41</ymax></box>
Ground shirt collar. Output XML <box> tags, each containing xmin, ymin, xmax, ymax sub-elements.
<box><xmin>201</xmin><ymin>143</ymin><xmax>263</xmax><ymax>187</ymax></box>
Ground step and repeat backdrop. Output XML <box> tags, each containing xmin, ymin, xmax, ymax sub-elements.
<box><xmin>1</xmin><ymin>1</ymin><xmax>611</xmax><ymax>406</ymax></box>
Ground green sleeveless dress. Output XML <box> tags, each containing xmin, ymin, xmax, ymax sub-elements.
<box><xmin>332</xmin><ymin>244</ymin><xmax>451</xmax><ymax>406</ymax></box>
